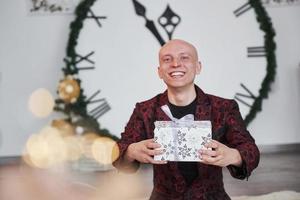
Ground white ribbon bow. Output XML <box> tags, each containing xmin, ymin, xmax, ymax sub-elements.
<box><xmin>161</xmin><ymin>104</ymin><xmax>194</xmax><ymax>122</ymax></box>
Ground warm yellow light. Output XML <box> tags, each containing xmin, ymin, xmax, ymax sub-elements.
<box><xmin>51</xmin><ymin>119</ymin><xmax>75</xmax><ymax>137</ymax></box>
<box><xmin>80</xmin><ymin>133</ymin><xmax>99</xmax><ymax>159</ymax></box>
<box><xmin>24</xmin><ymin>133</ymin><xmax>49</xmax><ymax>168</ymax></box>
<box><xmin>28</xmin><ymin>88</ymin><xmax>54</xmax><ymax>118</ymax></box>
<box><xmin>91</xmin><ymin>137</ymin><xmax>119</xmax><ymax>165</ymax></box>
<box><xmin>24</xmin><ymin>126</ymin><xmax>68</xmax><ymax>168</ymax></box>
<box><xmin>63</xmin><ymin>136</ymin><xmax>83</xmax><ymax>161</ymax></box>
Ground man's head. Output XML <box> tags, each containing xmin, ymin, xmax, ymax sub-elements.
<box><xmin>158</xmin><ymin>39</ymin><xmax>201</xmax><ymax>90</ymax></box>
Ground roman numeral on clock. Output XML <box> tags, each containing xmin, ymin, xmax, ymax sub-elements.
<box><xmin>247</xmin><ymin>46</ymin><xmax>266</xmax><ymax>57</ymax></box>
<box><xmin>234</xmin><ymin>83</ymin><xmax>256</xmax><ymax>108</ymax></box>
<box><xmin>75</xmin><ymin>51</ymin><xmax>96</xmax><ymax>70</ymax></box>
<box><xmin>75</xmin><ymin>51</ymin><xmax>95</xmax><ymax>65</ymax></box>
<box><xmin>234</xmin><ymin>2</ymin><xmax>252</xmax><ymax>17</ymax></box>
<box><xmin>63</xmin><ymin>51</ymin><xmax>96</xmax><ymax>73</ymax></box>
<box><xmin>87</xmin><ymin>90</ymin><xmax>111</xmax><ymax>119</ymax></box>
<box><xmin>87</xmin><ymin>9</ymin><xmax>107</xmax><ymax>28</ymax></box>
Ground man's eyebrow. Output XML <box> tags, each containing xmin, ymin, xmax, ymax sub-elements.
<box><xmin>179</xmin><ymin>52</ymin><xmax>191</xmax><ymax>56</ymax></box>
<box><xmin>161</xmin><ymin>54</ymin><xmax>172</xmax><ymax>58</ymax></box>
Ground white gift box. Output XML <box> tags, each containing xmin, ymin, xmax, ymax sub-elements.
<box><xmin>154</xmin><ymin>120</ymin><xmax>212</xmax><ymax>162</ymax></box>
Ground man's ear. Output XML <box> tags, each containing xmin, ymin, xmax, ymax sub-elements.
<box><xmin>196</xmin><ymin>61</ymin><xmax>202</xmax><ymax>74</ymax></box>
<box><xmin>157</xmin><ymin>66</ymin><xmax>163</xmax><ymax>79</ymax></box>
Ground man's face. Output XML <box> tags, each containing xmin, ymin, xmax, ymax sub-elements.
<box><xmin>158</xmin><ymin>40</ymin><xmax>201</xmax><ymax>90</ymax></box>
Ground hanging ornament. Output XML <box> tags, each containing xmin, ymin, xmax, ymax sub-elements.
<box><xmin>58</xmin><ymin>75</ymin><xmax>80</xmax><ymax>104</ymax></box>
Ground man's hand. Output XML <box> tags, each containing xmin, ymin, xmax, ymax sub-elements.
<box><xmin>199</xmin><ymin>140</ymin><xmax>242</xmax><ymax>167</ymax></box>
<box><xmin>125</xmin><ymin>139</ymin><xmax>167</xmax><ymax>164</ymax></box>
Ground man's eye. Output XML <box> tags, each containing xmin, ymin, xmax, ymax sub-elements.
<box><xmin>163</xmin><ymin>58</ymin><xmax>171</xmax><ymax>62</ymax></box>
<box><xmin>181</xmin><ymin>56</ymin><xmax>190</xmax><ymax>60</ymax></box>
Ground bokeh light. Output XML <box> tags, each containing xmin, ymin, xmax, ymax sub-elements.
<box><xmin>28</xmin><ymin>88</ymin><xmax>54</xmax><ymax>118</ymax></box>
<box><xmin>80</xmin><ymin>133</ymin><xmax>99</xmax><ymax>159</ymax></box>
<box><xmin>23</xmin><ymin>126</ymin><xmax>120</xmax><ymax>170</ymax></box>
<box><xmin>64</xmin><ymin>136</ymin><xmax>83</xmax><ymax>161</ymax></box>
<box><xmin>24</xmin><ymin>126</ymin><xmax>67</xmax><ymax>168</ymax></box>
<box><xmin>91</xmin><ymin>137</ymin><xmax>119</xmax><ymax>165</ymax></box>
<box><xmin>51</xmin><ymin>119</ymin><xmax>75</xmax><ymax>137</ymax></box>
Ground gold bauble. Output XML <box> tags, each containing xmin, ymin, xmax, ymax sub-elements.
<box><xmin>58</xmin><ymin>76</ymin><xmax>80</xmax><ymax>104</ymax></box>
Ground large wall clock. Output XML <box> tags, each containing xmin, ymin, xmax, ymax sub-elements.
<box><xmin>57</xmin><ymin>0</ymin><xmax>276</xmax><ymax>139</ymax></box>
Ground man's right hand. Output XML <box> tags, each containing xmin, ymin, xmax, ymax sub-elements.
<box><xmin>125</xmin><ymin>138</ymin><xmax>167</xmax><ymax>164</ymax></box>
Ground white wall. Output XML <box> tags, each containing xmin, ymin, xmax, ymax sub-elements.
<box><xmin>0</xmin><ymin>0</ymin><xmax>299</xmax><ymax>156</ymax></box>
<box><xmin>0</xmin><ymin>0</ymin><xmax>73</xmax><ymax>156</ymax></box>
<box><xmin>248</xmin><ymin>6</ymin><xmax>300</xmax><ymax>145</ymax></box>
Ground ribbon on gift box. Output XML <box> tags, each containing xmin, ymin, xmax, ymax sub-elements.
<box><xmin>162</xmin><ymin>104</ymin><xmax>194</xmax><ymax>160</ymax></box>
<box><xmin>161</xmin><ymin>104</ymin><xmax>195</xmax><ymax>122</ymax></box>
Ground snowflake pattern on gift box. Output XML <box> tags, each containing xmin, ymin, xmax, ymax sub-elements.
<box><xmin>192</xmin><ymin>148</ymin><xmax>199</xmax><ymax>159</ymax></box>
<box><xmin>186</xmin><ymin>132</ymin><xmax>199</xmax><ymax>147</ymax></box>
<box><xmin>163</xmin><ymin>141</ymin><xmax>176</xmax><ymax>159</ymax></box>
<box><xmin>201</xmin><ymin>133</ymin><xmax>212</xmax><ymax>145</ymax></box>
<box><xmin>154</xmin><ymin>120</ymin><xmax>212</xmax><ymax>161</ymax></box>
<box><xmin>178</xmin><ymin>144</ymin><xmax>192</xmax><ymax>159</ymax></box>
<box><xmin>187</xmin><ymin>124</ymin><xmax>198</xmax><ymax>131</ymax></box>
<box><xmin>177</xmin><ymin>130</ymin><xmax>187</xmax><ymax>145</ymax></box>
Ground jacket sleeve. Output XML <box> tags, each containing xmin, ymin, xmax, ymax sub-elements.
<box><xmin>225</xmin><ymin>100</ymin><xmax>260</xmax><ymax>180</ymax></box>
<box><xmin>112</xmin><ymin>103</ymin><xmax>146</xmax><ymax>173</ymax></box>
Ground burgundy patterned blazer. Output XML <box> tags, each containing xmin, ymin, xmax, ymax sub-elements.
<box><xmin>113</xmin><ymin>85</ymin><xmax>260</xmax><ymax>200</ymax></box>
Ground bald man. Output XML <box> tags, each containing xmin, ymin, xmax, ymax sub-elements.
<box><xmin>113</xmin><ymin>39</ymin><xmax>259</xmax><ymax>200</ymax></box>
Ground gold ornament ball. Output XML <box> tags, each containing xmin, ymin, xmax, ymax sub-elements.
<box><xmin>58</xmin><ymin>76</ymin><xmax>80</xmax><ymax>103</ymax></box>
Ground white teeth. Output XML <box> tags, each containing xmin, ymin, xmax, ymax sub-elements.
<box><xmin>170</xmin><ymin>71</ymin><xmax>185</xmax><ymax>76</ymax></box>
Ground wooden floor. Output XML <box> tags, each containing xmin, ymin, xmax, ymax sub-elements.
<box><xmin>0</xmin><ymin>150</ymin><xmax>299</xmax><ymax>199</ymax></box>
<box><xmin>223</xmin><ymin>151</ymin><xmax>300</xmax><ymax>196</ymax></box>
<box><xmin>72</xmin><ymin>150</ymin><xmax>300</xmax><ymax>198</ymax></box>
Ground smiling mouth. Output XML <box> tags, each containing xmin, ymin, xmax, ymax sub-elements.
<box><xmin>169</xmin><ymin>71</ymin><xmax>185</xmax><ymax>78</ymax></box>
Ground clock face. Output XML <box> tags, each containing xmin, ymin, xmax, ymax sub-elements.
<box><xmin>74</xmin><ymin>0</ymin><xmax>270</xmax><ymax>137</ymax></box>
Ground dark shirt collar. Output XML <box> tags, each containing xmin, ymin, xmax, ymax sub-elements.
<box><xmin>158</xmin><ymin>84</ymin><xmax>209</xmax><ymax>107</ymax></box>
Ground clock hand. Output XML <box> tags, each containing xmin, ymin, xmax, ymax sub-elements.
<box><xmin>132</xmin><ymin>0</ymin><xmax>166</xmax><ymax>46</ymax></box>
<box><xmin>158</xmin><ymin>5</ymin><xmax>181</xmax><ymax>40</ymax></box>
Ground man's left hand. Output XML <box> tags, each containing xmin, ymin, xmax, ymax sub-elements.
<box><xmin>199</xmin><ymin>140</ymin><xmax>242</xmax><ymax>167</ymax></box>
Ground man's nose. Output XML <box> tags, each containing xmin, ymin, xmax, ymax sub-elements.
<box><xmin>171</xmin><ymin>58</ymin><xmax>180</xmax><ymax>67</ymax></box>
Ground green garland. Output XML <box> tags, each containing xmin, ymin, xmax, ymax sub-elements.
<box><xmin>246</xmin><ymin>0</ymin><xmax>277</xmax><ymax>126</ymax></box>
<box><xmin>54</xmin><ymin>0</ymin><xmax>276</xmax><ymax>137</ymax></box>
<box><xmin>55</xmin><ymin>0</ymin><xmax>118</xmax><ymax>140</ymax></box>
